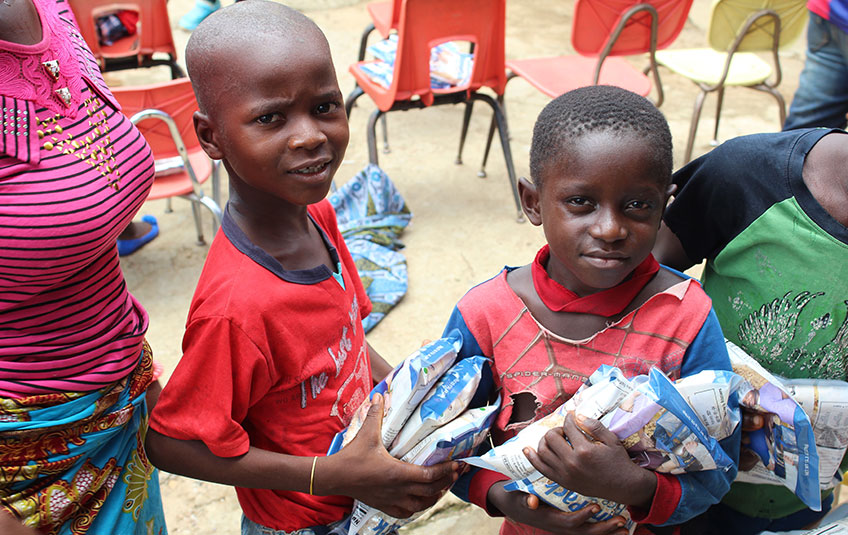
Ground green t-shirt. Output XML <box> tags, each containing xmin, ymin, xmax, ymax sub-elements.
<box><xmin>666</xmin><ymin>128</ymin><xmax>848</xmax><ymax>519</ymax></box>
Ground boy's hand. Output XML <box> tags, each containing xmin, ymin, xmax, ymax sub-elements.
<box><xmin>740</xmin><ymin>407</ymin><xmax>771</xmax><ymax>471</ymax></box>
<box><xmin>487</xmin><ymin>481</ymin><xmax>629</xmax><ymax>535</ymax></box>
<box><xmin>322</xmin><ymin>394</ymin><xmax>459</xmax><ymax>519</ymax></box>
<box><xmin>524</xmin><ymin>412</ymin><xmax>656</xmax><ymax>509</ymax></box>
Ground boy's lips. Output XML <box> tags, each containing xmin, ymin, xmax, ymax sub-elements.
<box><xmin>582</xmin><ymin>252</ymin><xmax>628</xmax><ymax>268</ymax></box>
<box><xmin>289</xmin><ymin>160</ymin><xmax>331</xmax><ymax>175</ymax></box>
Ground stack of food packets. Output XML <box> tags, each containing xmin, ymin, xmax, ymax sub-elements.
<box><xmin>326</xmin><ymin>330</ymin><xmax>500</xmax><ymax>535</ymax></box>
<box><xmin>359</xmin><ymin>35</ymin><xmax>474</xmax><ymax>89</ymax></box>
<box><xmin>727</xmin><ymin>340</ymin><xmax>823</xmax><ymax>510</ymax></box>
<box><xmin>464</xmin><ymin>365</ymin><xmax>743</xmax><ymax>532</ymax></box>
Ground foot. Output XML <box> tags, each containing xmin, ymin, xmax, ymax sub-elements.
<box><xmin>179</xmin><ymin>0</ymin><xmax>221</xmax><ymax>31</ymax></box>
<box><xmin>117</xmin><ymin>215</ymin><xmax>159</xmax><ymax>256</ymax></box>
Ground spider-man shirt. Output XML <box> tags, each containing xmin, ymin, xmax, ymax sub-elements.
<box><xmin>444</xmin><ymin>267</ymin><xmax>737</xmax><ymax>534</ymax></box>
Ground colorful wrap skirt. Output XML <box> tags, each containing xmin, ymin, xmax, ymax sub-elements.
<box><xmin>0</xmin><ymin>342</ymin><xmax>167</xmax><ymax>534</ymax></box>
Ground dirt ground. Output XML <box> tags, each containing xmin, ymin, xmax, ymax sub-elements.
<box><xmin>107</xmin><ymin>0</ymin><xmax>811</xmax><ymax>532</ymax></box>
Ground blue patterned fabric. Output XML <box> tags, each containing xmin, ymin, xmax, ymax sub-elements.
<box><xmin>328</xmin><ymin>165</ymin><xmax>411</xmax><ymax>332</ymax></box>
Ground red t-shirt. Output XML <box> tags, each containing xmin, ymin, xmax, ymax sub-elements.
<box><xmin>150</xmin><ymin>200</ymin><xmax>373</xmax><ymax>531</ymax></box>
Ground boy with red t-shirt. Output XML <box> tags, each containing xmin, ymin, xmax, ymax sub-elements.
<box><xmin>146</xmin><ymin>3</ymin><xmax>457</xmax><ymax>533</ymax></box>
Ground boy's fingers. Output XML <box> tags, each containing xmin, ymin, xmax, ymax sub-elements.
<box><xmin>360</xmin><ymin>393</ymin><xmax>384</xmax><ymax>441</ymax></box>
<box><xmin>522</xmin><ymin>446</ymin><xmax>553</xmax><ymax>477</ymax></box>
<box><xmin>413</xmin><ymin>460</ymin><xmax>458</xmax><ymax>486</ymax></box>
<box><xmin>572</xmin><ymin>412</ymin><xmax>617</xmax><ymax>446</ymax></box>
<box><xmin>741</xmin><ymin>411</ymin><xmax>765</xmax><ymax>431</ymax></box>
<box><xmin>525</xmin><ymin>493</ymin><xmax>540</xmax><ymax>510</ymax></box>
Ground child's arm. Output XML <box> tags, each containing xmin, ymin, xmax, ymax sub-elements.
<box><xmin>367</xmin><ymin>342</ymin><xmax>394</xmax><ymax>385</ymax></box>
<box><xmin>524</xmin><ymin>412</ymin><xmax>657</xmax><ymax>509</ymax></box>
<box><xmin>146</xmin><ymin>394</ymin><xmax>458</xmax><ymax>519</ymax></box>
<box><xmin>653</xmin><ymin>222</ymin><xmax>698</xmax><ymax>272</ymax></box>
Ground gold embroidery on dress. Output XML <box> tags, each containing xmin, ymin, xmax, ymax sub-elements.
<box><xmin>36</xmin><ymin>96</ymin><xmax>121</xmax><ymax>190</ymax></box>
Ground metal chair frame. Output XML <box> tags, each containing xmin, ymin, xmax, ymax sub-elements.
<box><xmin>129</xmin><ymin>109</ymin><xmax>222</xmax><ymax>245</ymax></box>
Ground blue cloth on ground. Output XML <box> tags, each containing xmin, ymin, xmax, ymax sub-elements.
<box><xmin>328</xmin><ymin>165</ymin><xmax>411</xmax><ymax>332</ymax></box>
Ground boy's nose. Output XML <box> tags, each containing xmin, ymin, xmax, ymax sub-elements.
<box><xmin>588</xmin><ymin>209</ymin><xmax>628</xmax><ymax>242</ymax></box>
<box><xmin>288</xmin><ymin>119</ymin><xmax>327</xmax><ymax>150</ymax></box>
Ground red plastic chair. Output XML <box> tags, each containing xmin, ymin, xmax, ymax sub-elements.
<box><xmin>111</xmin><ymin>78</ymin><xmax>222</xmax><ymax>245</ymax></box>
<box><xmin>69</xmin><ymin>0</ymin><xmax>184</xmax><ymax>78</ymax></box>
<box><xmin>347</xmin><ymin>0</ymin><xmax>523</xmax><ymax>221</ymax></box>
<box><xmin>357</xmin><ymin>0</ymin><xmax>402</xmax><ymax>62</ymax></box>
<box><xmin>472</xmin><ymin>0</ymin><xmax>693</xmax><ymax>176</ymax></box>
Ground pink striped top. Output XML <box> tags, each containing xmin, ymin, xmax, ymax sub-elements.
<box><xmin>0</xmin><ymin>0</ymin><xmax>154</xmax><ymax>397</ymax></box>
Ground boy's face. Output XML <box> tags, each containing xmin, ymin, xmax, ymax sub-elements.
<box><xmin>207</xmin><ymin>36</ymin><xmax>349</xmax><ymax>207</ymax></box>
<box><xmin>524</xmin><ymin>131</ymin><xmax>672</xmax><ymax>297</ymax></box>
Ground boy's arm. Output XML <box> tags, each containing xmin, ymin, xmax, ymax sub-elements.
<box><xmin>367</xmin><ymin>342</ymin><xmax>393</xmax><ymax>385</ymax></box>
<box><xmin>654</xmin><ymin>222</ymin><xmax>698</xmax><ymax>272</ymax></box>
<box><xmin>146</xmin><ymin>394</ymin><xmax>460</xmax><ymax>520</ymax></box>
<box><xmin>638</xmin><ymin>309</ymin><xmax>739</xmax><ymax>526</ymax></box>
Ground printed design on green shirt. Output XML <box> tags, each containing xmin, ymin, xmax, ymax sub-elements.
<box><xmin>738</xmin><ymin>291</ymin><xmax>848</xmax><ymax>380</ymax></box>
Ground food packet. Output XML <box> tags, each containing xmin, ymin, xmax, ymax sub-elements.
<box><xmin>783</xmin><ymin>378</ymin><xmax>848</xmax><ymax>490</ymax></box>
<box><xmin>362</xmin><ymin>35</ymin><xmax>474</xmax><ymax>90</ymax></box>
<box><xmin>327</xmin><ymin>331</ymin><xmax>462</xmax><ymax>454</ymax></box>
<box><xmin>464</xmin><ymin>365</ymin><xmax>741</xmax><ymax>531</ymax></box>
<box><xmin>347</xmin><ymin>401</ymin><xmax>501</xmax><ymax>535</ymax></box>
<box><xmin>389</xmin><ymin>356</ymin><xmax>491</xmax><ymax>458</ymax></box>
<box><xmin>727</xmin><ymin>340</ymin><xmax>821</xmax><ymax>510</ymax></box>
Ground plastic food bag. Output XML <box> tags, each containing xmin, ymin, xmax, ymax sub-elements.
<box><xmin>328</xmin><ymin>332</ymin><xmax>461</xmax><ymax>454</ymax></box>
<box><xmin>728</xmin><ymin>340</ymin><xmax>821</xmax><ymax>510</ymax></box>
<box><xmin>348</xmin><ymin>401</ymin><xmax>501</xmax><ymax>535</ymax></box>
<box><xmin>464</xmin><ymin>365</ymin><xmax>742</xmax><ymax>531</ymax></box>
<box><xmin>360</xmin><ymin>35</ymin><xmax>474</xmax><ymax>90</ymax></box>
<box><xmin>389</xmin><ymin>355</ymin><xmax>490</xmax><ymax>458</ymax></box>
<box><xmin>783</xmin><ymin>378</ymin><xmax>848</xmax><ymax>490</ymax></box>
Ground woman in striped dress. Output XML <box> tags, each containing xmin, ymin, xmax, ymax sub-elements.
<box><xmin>0</xmin><ymin>0</ymin><xmax>167</xmax><ymax>532</ymax></box>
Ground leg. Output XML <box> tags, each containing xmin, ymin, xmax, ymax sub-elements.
<box><xmin>346</xmin><ymin>86</ymin><xmax>365</xmax><ymax>119</ymax></box>
<box><xmin>470</xmin><ymin>93</ymin><xmax>523</xmax><ymax>222</ymax></box>
<box><xmin>684</xmin><ymin>88</ymin><xmax>709</xmax><ymax>164</ymax></box>
<box><xmin>367</xmin><ymin>109</ymin><xmax>384</xmax><ymax>165</ymax></box>
<box><xmin>711</xmin><ymin>86</ymin><xmax>725</xmax><ymax>147</ymax></box>
<box><xmin>178</xmin><ymin>0</ymin><xmax>220</xmax><ymax>32</ymax></box>
<box><xmin>190</xmin><ymin>199</ymin><xmax>205</xmax><ymax>245</ymax></box>
<box><xmin>783</xmin><ymin>13</ymin><xmax>848</xmax><ymax>130</ymax></box>
<box><xmin>455</xmin><ymin>100</ymin><xmax>475</xmax><ymax>165</ymax></box>
<box><xmin>381</xmin><ymin>114</ymin><xmax>390</xmax><ymax>154</ymax></box>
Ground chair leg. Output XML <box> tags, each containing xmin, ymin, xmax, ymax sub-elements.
<box><xmin>381</xmin><ymin>115</ymin><xmax>390</xmax><ymax>154</ymax></box>
<box><xmin>684</xmin><ymin>89</ymin><xmax>709</xmax><ymax>164</ymax></box>
<box><xmin>165</xmin><ymin>198</ymin><xmax>173</xmax><ymax>213</ymax></box>
<box><xmin>478</xmin><ymin>94</ymin><xmax>505</xmax><ymax>178</ymax></box>
<box><xmin>190</xmin><ymin>199</ymin><xmax>205</xmax><ymax>245</ymax></box>
<box><xmin>346</xmin><ymin>86</ymin><xmax>365</xmax><ymax>119</ymax></box>
<box><xmin>357</xmin><ymin>23</ymin><xmax>376</xmax><ymax>62</ymax></box>
<box><xmin>169</xmin><ymin>59</ymin><xmax>186</xmax><ymax>80</ymax></box>
<box><xmin>471</xmin><ymin>93</ymin><xmax>523</xmax><ymax>222</ymax></box>
<box><xmin>367</xmin><ymin>109</ymin><xmax>384</xmax><ymax>166</ymax></box>
<box><xmin>197</xmin><ymin>195</ymin><xmax>224</xmax><ymax>237</ymax></box>
<box><xmin>456</xmin><ymin>100</ymin><xmax>475</xmax><ymax>165</ymax></box>
<box><xmin>712</xmin><ymin>86</ymin><xmax>725</xmax><ymax>147</ymax></box>
<box><xmin>753</xmin><ymin>84</ymin><xmax>787</xmax><ymax>128</ymax></box>
<box><xmin>211</xmin><ymin>160</ymin><xmax>222</xmax><ymax>208</ymax></box>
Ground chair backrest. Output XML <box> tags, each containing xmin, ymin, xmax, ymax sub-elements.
<box><xmin>69</xmin><ymin>0</ymin><xmax>177</xmax><ymax>63</ymax></box>
<box><xmin>572</xmin><ymin>0</ymin><xmax>693</xmax><ymax>57</ymax></box>
<box><xmin>110</xmin><ymin>78</ymin><xmax>200</xmax><ymax>160</ymax></box>
<box><xmin>388</xmin><ymin>0</ymin><xmax>506</xmax><ymax>107</ymax></box>
<box><xmin>707</xmin><ymin>0</ymin><xmax>807</xmax><ymax>52</ymax></box>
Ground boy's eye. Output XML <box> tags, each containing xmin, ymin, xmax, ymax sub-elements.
<box><xmin>256</xmin><ymin>113</ymin><xmax>282</xmax><ymax>124</ymax></box>
<box><xmin>315</xmin><ymin>102</ymin><xmax>339</xmax><ymax>114</ymax></box>
<box><xmin>566</xmin><ymin>197</ymin><xmax>592</xmax><ymax>207</ymax></box>
<box><xmin>625</xmin><ymin>200</ymin><xmax>653</xmax><ymax>211</ymax></box>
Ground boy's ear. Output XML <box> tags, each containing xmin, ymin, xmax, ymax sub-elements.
<box><xmin>193</xmin><ymin>111</ymin><xmax>224</xmax><ymax>161</ymax></box>
<box><xmin>519</xmin><ymin>177</ymin><xmax>542</xmax><ymax>226</ymax></box>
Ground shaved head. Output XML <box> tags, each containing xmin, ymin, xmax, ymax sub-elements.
<box><xmin>186</xmin><ymin>0</ymin><xmax>331</xmax><ymax>115</ymax></box>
